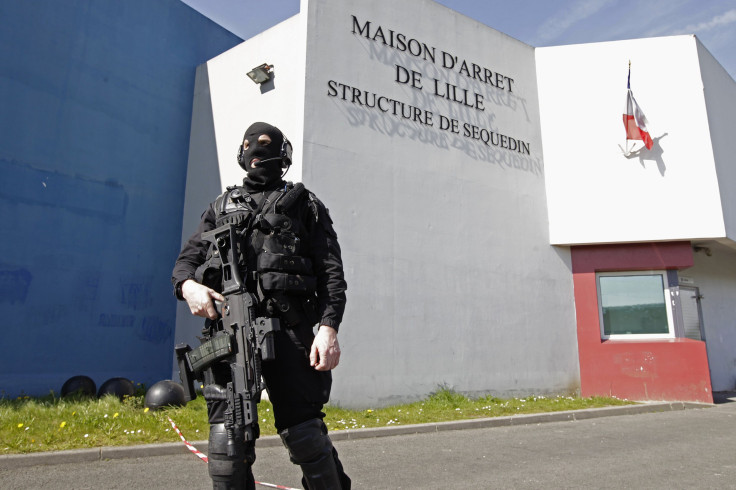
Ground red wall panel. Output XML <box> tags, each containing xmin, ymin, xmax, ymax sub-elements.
<box><xmin>571</xmin><ymin>242</ymin><xmax>713</xmax><ymax>403</ymax></box>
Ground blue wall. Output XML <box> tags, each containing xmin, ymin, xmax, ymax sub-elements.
<box><xmin>0</xmin><ymin>0</ymin><xmax>241</xmax><ymax>397</ymax></box>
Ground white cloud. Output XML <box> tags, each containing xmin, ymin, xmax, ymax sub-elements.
<box><xmin>675</xmin><ymin>8</ymin><xmax>736</xmax><ymax>34</ymax></box>
<box><xmin>535</xmin><ymin>0</ymin><xmax>615</xmax><ymax>43</ymax></box>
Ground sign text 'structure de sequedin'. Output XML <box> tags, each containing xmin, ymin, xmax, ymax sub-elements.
<box><xmin>325</xmin><ymin>15</ymin><xmax>530</xmax><ymax>155</ymax></box>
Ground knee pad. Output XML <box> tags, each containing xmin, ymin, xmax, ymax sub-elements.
<box><xmin>280</xmin><ymin>419</ymin><xmax>348</xmax><ymax>489</ymax></box>
<box><xmin>208</xmin><ymin>423</ymin><xmax>256</xmax><ymax>489</ymax></box>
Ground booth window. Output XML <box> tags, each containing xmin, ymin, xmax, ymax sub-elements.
<box><xmin>596</xmin><ymin>271</ymin><xmax>676</xmax><ymax>339</ymax></box>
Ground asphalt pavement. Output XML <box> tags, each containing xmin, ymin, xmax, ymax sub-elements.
<box><xmin>1</xmin><ymin>394</ymin><xmax>735</xmax><ymax>489</ymax></box>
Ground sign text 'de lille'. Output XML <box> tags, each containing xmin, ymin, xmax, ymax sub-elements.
<box><xmin>325</xmin><ymin>14</ymin><xmax>530</xmax><ymax>155</ymax></box>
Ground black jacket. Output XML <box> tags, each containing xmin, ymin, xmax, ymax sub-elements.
<box><xmin>171</xmin><ymin>182</ymin><xmax>347</xmax><ymax>330</ymax></box>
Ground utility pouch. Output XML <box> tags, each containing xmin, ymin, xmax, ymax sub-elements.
<box><xmin>257</xmin><ymin>252</ymin><xmax>313</xmax><ymax>275</ymax></box>
<box><xmin>263</xmin><ymin>233</ymin><xmax>299</xmax><ymax>255</ymax></box>
<box><xmin>260</xmin><ymin>213</ymin><xmax>293</xmax><ymax>232</ymax></box>
<box><xmin>260</xmin><ymin>271</ymin><xmax>316</xmax><ymax>295</ymax></box>
<box><xmin>268</xmin><ymin>294</ymin><xmax>302</xmax><ymax>328</ymax></box>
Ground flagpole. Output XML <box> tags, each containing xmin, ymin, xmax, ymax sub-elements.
<box><xmin>623</xmin><ymin>61</ymin><xmax>631</xmax><ymax>155</ymax></box>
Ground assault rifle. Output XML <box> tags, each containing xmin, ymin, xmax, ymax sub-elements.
<box><xmin>175</xmin><ymin>220</ymin><xmax>279</xmax><ymax>455</ymax></box>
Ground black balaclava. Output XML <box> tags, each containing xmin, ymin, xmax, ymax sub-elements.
<box><xmin>238</xmin><ymin>122</ymin><xmax>286</xmax><ymax>191</ymax></box>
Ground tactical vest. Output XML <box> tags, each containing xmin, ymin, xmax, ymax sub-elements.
<box><xmin>197</xmin><ymin>182</ymin><xmax>319</xmax><ymax>327</ymax></box>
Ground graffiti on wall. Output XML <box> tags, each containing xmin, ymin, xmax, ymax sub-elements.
<box><xmin>0</xmin><ymin>267</ymin><xmax>32</xmax><ymax>304</ymax></box>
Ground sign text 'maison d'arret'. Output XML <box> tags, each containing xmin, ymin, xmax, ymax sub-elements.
<box><xmin>325</xmin><ymin>15</ymin><xmax>531</xmax><ymax>156</ymax></box>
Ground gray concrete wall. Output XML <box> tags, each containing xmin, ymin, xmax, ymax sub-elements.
<box><xmin>683</xmin><ymin>242</ymin><xmax>736</xmax><ymax>391</ymax></box>
<box><xmin>301</xmin><ymin>0</ymin><xmax>580</xmax><ymax>407</ymax></box>
<box><xmin>697</xmin><ymin>39</ymin><xmax>736</xmax><ymax>244</ymax></box>
<box><xmin>180</xmin><ymin>0</ymin><xmax>736</xmax><ymax>408</ymax></box>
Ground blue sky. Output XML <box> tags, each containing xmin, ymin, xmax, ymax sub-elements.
<box><xmin>181</xmin><ymin>0</ymin><xmax>736</xmax><ymax>80</ymax></box>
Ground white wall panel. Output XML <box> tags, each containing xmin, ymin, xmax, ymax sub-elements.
<box><xmin>302</xmin><ymin>0</ymin><xmax>578</xmax><ymax>406</ymax></box>
<box><xmin>537</xmin><ymin>37</ymin><xmax>726</xmax><ymax>245</ymax></box>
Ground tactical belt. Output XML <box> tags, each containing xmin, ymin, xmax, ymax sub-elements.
<box><xmin>187</xmin><ymin>334</ymin><xmax>233</xmax><ymax>372</ymax></box>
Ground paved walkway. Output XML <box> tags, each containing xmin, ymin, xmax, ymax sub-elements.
<box><xmin>1</xmin><ymin>395</ymin><xmax>735</xmax><ymax>489</ymax></box>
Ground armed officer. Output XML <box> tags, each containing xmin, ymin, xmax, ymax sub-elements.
<box><xmin>172</xmin><ymin>122</ymin><xmax>350</xmax><ymax>489</ymax></box>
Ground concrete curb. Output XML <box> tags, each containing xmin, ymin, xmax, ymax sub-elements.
<box><xmin>0</xmin><ymin>401</ymin><xmax>712</xmax><ymax>469</ymax></box>
<box><xmin>326</xmin><ymin>401</ymin><xmax>711</xmax><ymax>442</ymax></box>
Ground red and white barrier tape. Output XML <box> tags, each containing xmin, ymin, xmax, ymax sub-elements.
<box><xmin>167</xmin><ymin>416</ymin><xmax>298</xmax><ymax>490</ymax></box>
<box><xmin>167</xmin><ymin>416</ymin><xmax>209</xmax><ymax>463</ymax></box>
<box><xmin>252</xmin><ymin>482</ymin><xmax>300</xmax><ymax>490</ymax></box>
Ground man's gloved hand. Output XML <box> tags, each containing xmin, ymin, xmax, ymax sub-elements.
<box><xmin>181</xmin><ymin>279</ymin><xmax>225</xmax><ymax>320</ymax></box>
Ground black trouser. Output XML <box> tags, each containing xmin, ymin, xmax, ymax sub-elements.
<box><xmin>262</xmin><ymin>324</ymin><xmax>332</xmax><ymax>431</ymax></box>
<box><xmin>203</xmin><ymin>323</ymin><xmax>349</xmax><ymax>489</ymax></box>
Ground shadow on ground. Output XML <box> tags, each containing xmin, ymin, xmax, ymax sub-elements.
<box><xmin>713</xmin><ymin>391</ymin><xmax>736</xmax><ymax>404</ymax></box>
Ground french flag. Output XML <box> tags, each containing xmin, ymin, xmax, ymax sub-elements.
<box><xmin>622</xmin><ymin>68</ymin><xmax>653</xmax><ymax>150</ymax></box>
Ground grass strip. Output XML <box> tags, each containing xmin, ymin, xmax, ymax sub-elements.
<box><xmin>1</xmin><ymin>389</ymin><xmax>632</xmax><ymax>455</ymax></box>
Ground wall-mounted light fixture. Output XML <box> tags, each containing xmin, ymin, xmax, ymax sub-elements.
<box><xmin>247</xmin><ymin>63</ymin><xmax>273</xmax><ymax>84</ymax></box>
